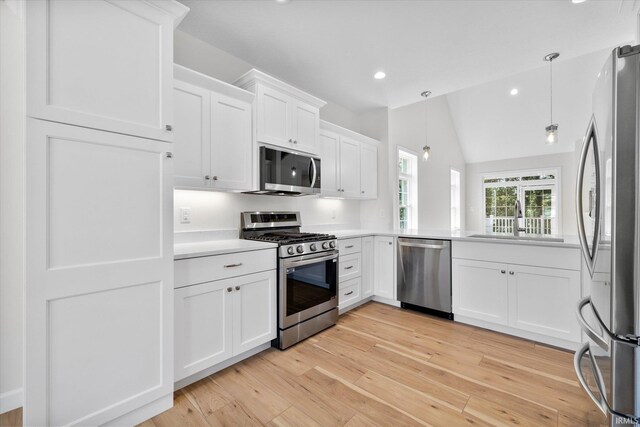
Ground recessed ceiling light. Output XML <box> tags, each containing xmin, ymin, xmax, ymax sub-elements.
<box><xmin>373</xmin><ymin>71</ymin><xmax>386</xmax><ymax>80</ymax></box>
<box><xmin>571</xmin><ymin>0</ymin><xmax>586</xmax><ymax>3</ymax></box>
<box><xmin>275</xmin><ymin>0</ymin><xmax>291</xmax><ymax>4</ymax></box>
<box><xmin>510</xmin><ymin>88</ymin><xmax>519</xmax><ymax>96</ymax></box>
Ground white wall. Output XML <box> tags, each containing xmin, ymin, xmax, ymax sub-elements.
<box><xmin>359</xmin><ymin>108</ymin><xmax>393</xmax><ymax>229</ymax></box>
<box><xmin>388</xmin><ymin>96</ymin><xmax>466</xmax><ymax>230</ymax></box>
<box><xmin>173</xmin><ymin>30</ymin><xmax>363</xmax><ymax>232</ymax></box>
<box><xmin>465</xmin><ymin>152</ymin><xmax>578</xmax><ymax>236</ymax></box>
<box><xmin>0</xmin><ymin>0</ymin><xmax>24</xmax><ymax>413</ymax></box>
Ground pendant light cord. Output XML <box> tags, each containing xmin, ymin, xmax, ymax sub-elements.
<box><xmin>549</xmin><ymin>58</ymin><xmax>553</xmax><ymax>124</ymax></box>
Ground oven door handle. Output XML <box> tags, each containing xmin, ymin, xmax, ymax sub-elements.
<box><xmin>284</xmin><ymin>251</ymin><xmax>338</xmax><ymax>267</ymax></box>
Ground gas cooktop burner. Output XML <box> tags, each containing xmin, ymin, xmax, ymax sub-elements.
<box><xmin>246</xmin><ymin>231</ymin><xmax>336</xmax><ymax>245</ymax></box>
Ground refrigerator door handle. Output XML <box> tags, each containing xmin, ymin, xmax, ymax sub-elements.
<box><xmin>576</xmin><ymin>116</ymin><xmax>601</xmax><ymax>277</ymax></box>
<box><xmin>576</xmin><ymin>296</ymin><xmax>609</xmax><ymax>351</ymax></box>
<box><xmin>574</xmin><ymin>343</ymin><xmax>608</xmax><ymax>416</ymax></box>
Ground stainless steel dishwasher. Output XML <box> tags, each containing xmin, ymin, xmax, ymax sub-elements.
<box><xmin>397</xmin><ymin>238</ymin><xmax>452</xmax><ymax>319</ymax></box>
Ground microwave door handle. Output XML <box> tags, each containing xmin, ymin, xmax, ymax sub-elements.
<box><xmin>310</xmin><ymin>158</ymin><xmax>317</xmax><ymax>188</ymax></box>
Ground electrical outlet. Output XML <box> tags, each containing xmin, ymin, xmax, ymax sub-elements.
<box><xmin>180</xmin><ymin>207</ymin><xmax>191</xmax><ymax>224</ymax></box>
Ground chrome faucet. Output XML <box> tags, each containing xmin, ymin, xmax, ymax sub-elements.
<box><xmin>514</xmin><ymin>200</ymin><xmax>526</xmax><ymax>236</ymax></box>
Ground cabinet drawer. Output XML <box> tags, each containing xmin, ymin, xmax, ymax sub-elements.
<box><xmin>339</xmin><ymin>277</ymin><xmax>361</xmax><ymax>308</ymax></box>
<box><xmin>175</xmin><ymin>249</ymin><xmax>276</xmax><ymax>288</ymax></box>
<box><xmin>339</xmin><ymin>253</ymin><xmax>361</xmax><ymax>281</ymax></box>
<box><xmin>339</xmin><ymin>238</ymin><xmax>361</xmax><ymax>255</ymax></box>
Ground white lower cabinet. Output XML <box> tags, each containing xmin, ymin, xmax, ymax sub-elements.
<box><xmin>174</xmin><ymin>258</ymin><xmax>276</xmax><ymax>382</ymax></box>
<box><xmin>361</xmin><ymin>236</ymin><xmax>374</xmax><ymax>298</ymax></box>
<box><xmin>374</xmin><ymin>236</ymin><xmax>396</xmax><ymax>300</ymax></box>
<box><xmin>452</xmin><ymin>242</ymin><xmax>582</xmax><ymax>346</ymax></box>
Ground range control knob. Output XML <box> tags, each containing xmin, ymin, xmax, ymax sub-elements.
<box><xmin>329</xmin><ymin>241</ymin><xmax>336</xmax><ymax>249</ymax></box>
<box><xmin>310</xmin><ymin>243</ymin><xmax>317</xmax><ymax>251</ymax></box>
<box><xmin>322</xmin><ymin>242</ymin><xmax>329</xmax><ymax>250</ymax></box>
<box><xmin>296</xmin><ymin>245</ymin><xmax>304</xmax><ymax>254</ymax></box>
<box><xmin>287</xmin><ymin>247</ymin><xmax>295</xmax><ymax>255</ymax></box>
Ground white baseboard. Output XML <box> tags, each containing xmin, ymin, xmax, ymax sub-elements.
<box><xmin>103</xmin><ymin>393</ymin><xmax>173</xmax><ymax>427</ymax></box>
<box><xmin>0</xmin><ymin>388</ymin><xmax>22</xmax><ymax>414</ymax></box>
<box><xmin>174</xmin><ymin>342</ymin><xmax>271</xmax><ymax>391</ymax></box>
<box><xmin>371</xmin><ymin>295</ymin><xmax>401</xmax><ymax>307</ymax></box>
<box><xmin>454</xmin><ymin>314</ymin><xmax>581</xmax><ymax>351</ymax></box>
<box><xmin>339</xmin><ymin>296</ymin><xmax>373</xmax><ymax>315</ymax></box>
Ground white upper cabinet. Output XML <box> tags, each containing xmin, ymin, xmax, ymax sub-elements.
<box><xmin>234</xmin><ymin>69</ymin><xmax>326</xmax><ymax>155</ymax></box>
<box><xmin>319</xmin><ymin>129</ymin><xmax>341</xmax><ymax>197</ymax></box>
<box><xmin>360</xmin><ymin>143</ymin><xmax>378</xmax><ymax>199</ymax></box>
<box><xmin>340</xmin><ymin>137</ymin><xmax>361</xmax><ymax>198</ymax></box>
<box><xmin>173</xmin><ymin>65</ymin><xmax>254</xmax><ymax>192</ymax></box>
<box><xmin>320</xmin><ymin>120</ymin><xmax>379</xmax><ymax>199</ymax></box>
<box><xmin>26</xmin><ymin>0</ymin><xmax>188</xmax><ymax>142</ymax></box>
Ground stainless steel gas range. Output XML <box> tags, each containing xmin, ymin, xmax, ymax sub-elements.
<box><xmin>240</xmin><ymin>211</ymin><xmax>338</xmax><ymax>349</ymax></box>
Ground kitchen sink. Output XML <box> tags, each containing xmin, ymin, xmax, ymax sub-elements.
<box><xmin>468</xmin><ymin>234</ymin><xmax>565</xmax><ymax>243</ymax></box>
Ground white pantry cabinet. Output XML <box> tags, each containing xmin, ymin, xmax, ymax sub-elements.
<box><xmin>234</xmin><ymin>69</ymin><xmax>327</xmax><ymax>155</ymax></box>
<box><xmin>174</xmin><ymin>249</ymin><xmax>276</xmax><ymax>383</ymax></box>
<box><xmin>25</xmin><ymin>119</ymin><xmax>175</xmax><ymax>426</ymax></box>
<box><xmin>319</xmin><ymin>121</ymin><xmax>379</xmax><ymax>199</ymax></box>
<box><xmin>452</xmin><ymin>241</ymin><xmax>582</xmax><ymax>347</ymax></box>
<box><xmin>26</xmin><ymin>0</ymin><xmax>188</xmax><ymax>142</ymax></box>
<box><xmin>173</xmin><ymin>65</ymin><xmax>254</xmax><ymax>191</ymax></box>
<box><xmin>374</xmin><ymin>236</ymin><xmax>396</xmax><ymax>300</ymax></box>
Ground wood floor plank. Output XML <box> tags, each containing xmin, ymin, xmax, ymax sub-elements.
<box><xmin>205</xmin><ymin>400</ymin><xmax>263</xmax><ymax>427</ymax></box>
<box><xmin>265</xmin><ymin>405</ymin><xmax>322</xmax><ymax>427</ymax></box>
<box><xmin>150</xmin><ymin>391</ymin><xmax>210</xmax><ymax>427</ymax></box>
<box><xmin>211</xmin><ymin>365</ymin><xmax>291</xmax><ymax>424</ymax></box>
<box><xmin>182</xmin><ymin>376</ymin><xmax>235</xmax><ymax>418</ymax></box>
<box><xmin>463</xmin><ymin>395</ymin><xmax>557</xmax><ymax>427</ymax></box>
<box><xmin>0</xmin><ymin>407</ymin><xmax>21</xmax><ymax>427</ymax></box>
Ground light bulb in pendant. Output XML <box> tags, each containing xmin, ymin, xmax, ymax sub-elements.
<box><xmin>545</xmin><ymin>124</ymin><xmax>558</xmax><ymax>145</ymax></box>
<box><xmin>422</xmin><ymin>145</ymin><xmax>431</xmax><ymax>161</ymax></box>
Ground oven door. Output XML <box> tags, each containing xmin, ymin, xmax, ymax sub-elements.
<box><xmin>280</xmin><ymin>251</ymin><xmax>338</xmax><ymax>329</ymax></box>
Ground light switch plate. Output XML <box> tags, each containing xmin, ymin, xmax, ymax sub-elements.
<box><xmin>180</xmin><ymin>207</ymin><xmax>191</xmax><ymax>224</ymax></box>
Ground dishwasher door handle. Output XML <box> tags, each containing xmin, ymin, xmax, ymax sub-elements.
<box><xmin>398</xmin><ymin>242</ymin><xmax>446</xmax><ymax>250</ymax></box>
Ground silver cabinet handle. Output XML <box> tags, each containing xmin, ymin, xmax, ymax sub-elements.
<box><xmin>288</xmin><ymin>138</ymin><xmax>293</xmax><ymax>143</ymax></box>
<box><xmin>361</xmin><ymin>191</ymin><xmax>365</xmax><ymax>194</ymax></box>
<box><xmin>509</xmin><ymin>271</ymin><xmax>515</xmax><ymax>275</ymax></box>
<box><xmin>344</xmin><ymin>245</ymin><xmax>354</xmax><ymax>249</ymax></box>
<box><xmin>166</xmin><ymin>152</ymin><xmax>173</xmax><ymax>158</ymax></box>
<box><xmin>212</xmin><ymin>176</ymin><xmax>218</xmax><ymax>181</ymax></box>
<box><xmin>224</xmin><ymin>263</ymin><xmax>243</xmax><ymax>268</ymax></box>
<box><xmin>205</xmin><ymin>175</ymin><xmax>211</xmax><ymax>180</ymax></box>
<box><xmin>226</xmin><ymin>287</ymin><xmax>233</xmax><ymax>293</ymax></box>
<box><xmin>501</xmin><ymin>270</ymin><xmax>506</xmax><ymax>274</ymax></box>
<box><xmin>235</xmin><ymin>286</ymin><xmax>240</xmax><ymax>291</ymax></box>
<box><xmin>344</xmin><ymin>266</ymin><xmax>354</xmax><ymax>270</ymax></box>
<box><xmin>388</xmin><ymin>242</ymin><xmax>392</xmax><ymax>245</ymax></box>
<box><xmin>294</xmin><ymin>140</ymin><xmax>298</xmax><ymax>144</ymax></box>
<box><xmin>345</xmin><ymin>291</ymin><xmax>354</xmax><ymax>296</ymax></box>
<box><xmin>165</xmin><ymin>124</ymin><xmax>172</xmax><ymax>131</ymax></box>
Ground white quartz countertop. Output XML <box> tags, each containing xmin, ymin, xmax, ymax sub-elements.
<box><xmin>174</xmin><ymin>239</ymin><xmax>277</xmax><ymax>260</ymax></box>
<box><xmin>323</xmin><ymin>228</ymin><xmax>581</xmax><ymax>249</ymax></box>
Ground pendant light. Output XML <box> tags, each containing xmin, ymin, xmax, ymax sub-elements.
<box><xmin>421</xmin><ymin>90</ymin><xmax>431</xmax><ymax>161</ymax></box>
<box><xmin>544</xmin><ymin>52</ymin><xmax>559</xmax><ymax>145</ymax></box>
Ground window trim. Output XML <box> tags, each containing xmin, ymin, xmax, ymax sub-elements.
<box><xmin>396</xmin><ymin>147</ymin><xmax>418</xmax><ymax>230</ymax></box>
<box><xmin>480</xmin><ymin>167</ymin><xmax>562</xmax><ymax>235</ymax></box>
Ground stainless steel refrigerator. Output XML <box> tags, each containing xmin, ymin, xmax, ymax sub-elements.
<box><xmin>575</xmin><ymin>44</ymin><xmax>640</xmax><ymax>426</ymax></box>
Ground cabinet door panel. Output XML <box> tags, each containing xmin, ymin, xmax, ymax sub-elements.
<box><xmin>233</xmin><ymin>270</ymin><xmax>277</xmax><ymax>355</ymax></box>
<box><xmin>25</xmin><ymin>119</ymin><xmax>173</xmax><ymax>426</ymax></box>
<box><xmin>374</xmin><ymin>236</ymin><xmax>395</xmax><ymax>299</ymax></box>
<box><xmin>291</xmin><ymin>101</ymin><xmax>319</xmax><ymax>154</ymax></box>
<box><xmin>174</xmin><ymin>280</ymin><xmax>233</xmax><ymax>381</ymax></box>
<box><xmin>339</xmin><ymin>137</ymin><xmax>361</xmax><ymax>198</ymax></box>
<box><xmin>27</xmin><ymin>0</ymin><xmax>174</xmax><ymax>141</ymax></box>
<box><xmin>173</xmin><ymin>80</ymin><xmax>211</xmax><ymax>188</ymax></box>
<box><xmin>210</xmin><ymin>93</ymin><xmax>252</xmax><ymax>191</ymax></box>
<box><xmin>256</xmin><ymin>85</ymin><xmax>290</xmax><ymax>147</ymax></box>
<box><xmin>508</xmin><ymin>265</ymin><xmax>581</xmax><ymax>342</ymax></box>
<box><xmin>361</xmin><ymin>236</ymin><xmax>374</xmax><ymax>298</ymax></box>
<box><xmin>319</xmin><ymin>130</ymin><xmax>341</xmax><ymax>197</ymax></box>
<box><xmin>452</xmin><ymin>259</ymin><xmax>508</xmax><ymax>325</ymax></box>
<box><xmin>360</xmin><ymin>144</ymin><xmax>378</xmax><ymax>199</ymax></box>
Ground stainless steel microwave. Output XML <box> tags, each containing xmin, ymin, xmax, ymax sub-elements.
<box><xmin>254</xmin><ymin>146</ymin><xmax>321</xmax><ymax>196</ymax></box>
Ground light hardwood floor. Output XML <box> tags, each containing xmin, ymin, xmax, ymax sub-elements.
<box><xmin>0</xmin><ymin>302</ymin><xmax>605</xmax><ymax>427</ymax></box>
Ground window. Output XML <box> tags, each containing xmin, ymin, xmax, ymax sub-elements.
<box><xmin>398</xmin><ymin>149</ymin><xmax>418</xmax><ymax>230</ymax></box>
<box><xmin>483</xmin><ymin>169</ymin><xmax>560</xmax><ymax>235</ymax></box>
<box><xmin>450</xmin><ymin>169</ymin><xmax>461</xmax><ymax>231</ymax></box>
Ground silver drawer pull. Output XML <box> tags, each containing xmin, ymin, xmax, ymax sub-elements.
<box><xmin>344</xmin><ymin>266</ymin><xmax>354</xmax><ymax>270</ymax></box>
<box><xmin>226</xmin><ymin>287</ymin><xmax>233</xmax><ymax>293</ymax></box>
<box><xmin>235</xmin><ymin>286</ymin><xmax>240</xmax><ymax>291</ymax></box>
<box><xmin>509</xmin><ymin>271</ymin><xmax>515</xmax><ymax>275</ymax></box>
<box><xmin>345</xmin><ymin>291</ymin><xmax>354</xmax><ymax>296</ymax></box>
<box><xmin>344</xmin><ymin>245</ymin><xmax>354</xmax><ymax>249</ymax></box>
<box><xmin>224</xmin><ymin>263</ymin><xmax>243</xmax><ymax>268</ymax></box>
<box><xmin>500</xmin><ymin>270</ymin><xmax>506</xmax><ymax>274</ymax></box>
